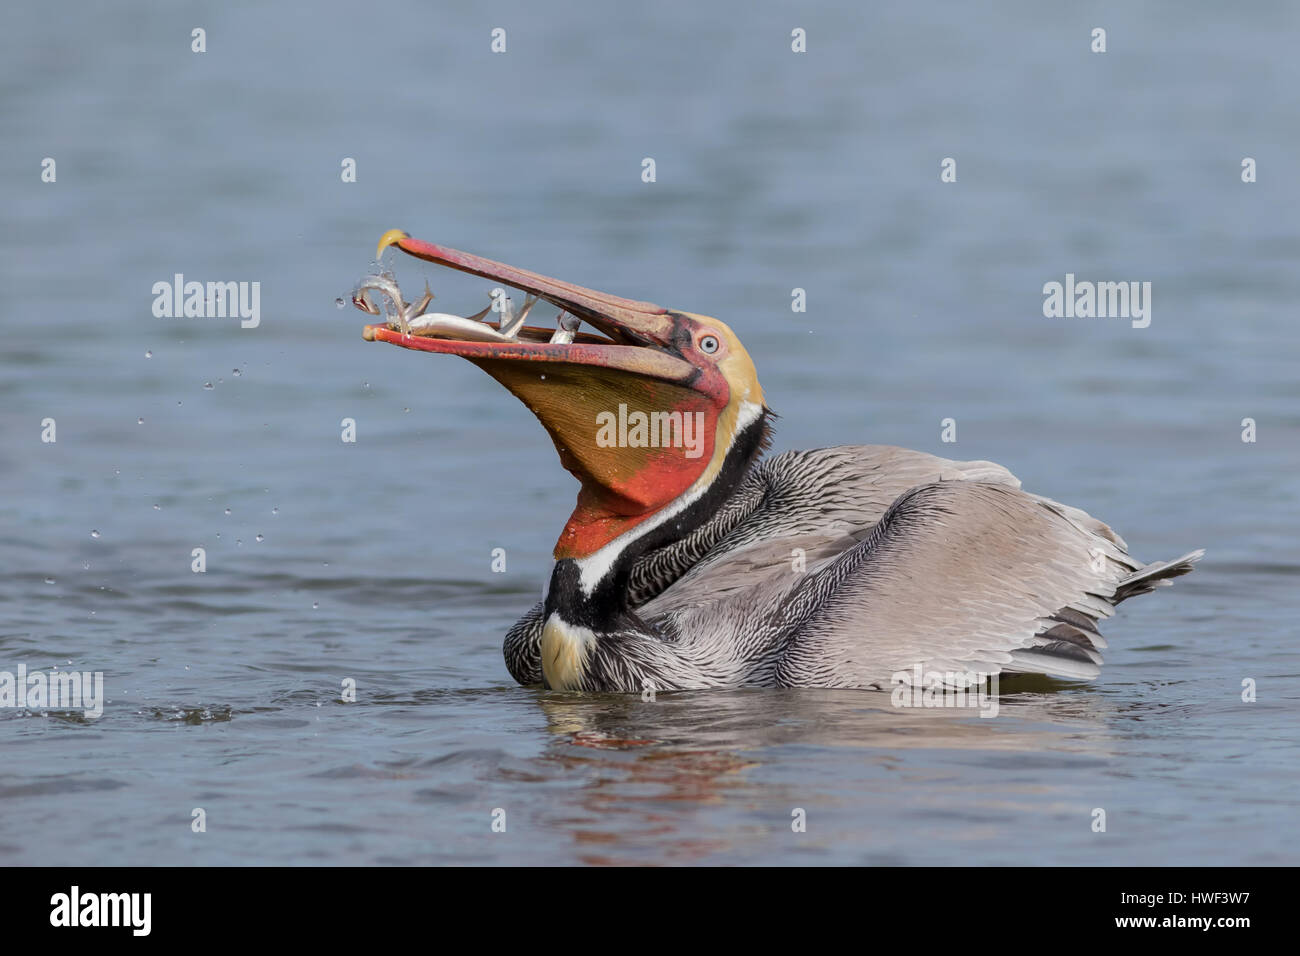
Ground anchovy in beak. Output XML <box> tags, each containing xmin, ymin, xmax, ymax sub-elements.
<box><xmin>498</xmin><ymin>294</ymin><xmax>539</xmax><ymax>338</ymax></box>
<box><xmin>351</xmin><ymin>275</ymin><xmax>434</xmax><ymax>335</ymax></box>
<box><xmin>353</xmin><ymin>275</ymin><xmax>526</xmax><ymax>343</ymax></box>
<box><xmin>548</xmin><ymin>311</ymin><xmax>580</xmax><ymax>344</ymax></box>
<box><xmin>352</xmin><ymin>270</ymin><xmax>561</xmax><ymax>344</ymax></box>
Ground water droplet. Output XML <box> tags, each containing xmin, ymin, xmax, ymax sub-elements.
<box><xmin>224</xmin><ymin>508</ymin><xmax>231</xmax><ymax>515</ymax></box>
<box><xmin>218</xmin><ymin>377</ymin><xmax>224</xmax><ymax>384</ymax></box>
<box><xmin>215</xmin><ymin>532</ymin><xmax>221</xmax><ymax>539</ymax></box>
<box><xmin>236</xmin><ymin>538</ymin><xmax>243</xmax><ymax>547</ymax></box>
<box><xmin>153</xmin><ymin>504</ymin><xmax>161</xmax><ymax>511</ymax></box>
<box><xmin>335</xmin><ymin>297</ymin><xmax>346</xmax><ymax>309</ymax></box>
<box><xmin>203</xmin><ymin>382</ymin><xmax>214</xmax><ymax>390</ymax></box>
<box><xmin>44</xmin><ymin>577</ymin><xmax>55</xmax><ymax>585</ymax></box>
<box><xmin>271</xmin><ymin>507</ymin><xmax>279</xmax><ymax>515</ymax></box>
<box><xmin>90</xmin><ymin>529</ymin><xmax>100</xmax><ymax>538</ymax></box>
<box><xmin>403</xmin><ymin>407</ymin><xmax>410</xmax><ymax>413</ymax></box>
<box><xmin>540</xmin><ymin>374</ymin><xmax>547</xmax><ymax>380</ymax></box>
<box><xmin>312</xmin><ymin>601</ymin><xmax>319</xmax><ymax>609</ymax></box>
<box><xmin>233</xmin><ymin>368</ymin><xmax>242</xmax><ymax>377</ymax></box>
<box><xmin>362</xmin><ymin>381</ymin><xmax>370</xmax><ymax>390</ymax></box>
<box><xmin>255</xmin><ymin>534</ymin><xmax>264</xmax><ymax>542</ymax></box>
<box><xmin>137</xmin><ymin>417</ymin><xmax>144</xmax><ymax>425</ymax></box>
<box><xmin>177</xmin><ymin>400</ymin><xmax>183</xmax><ymax>406</ymax></box>
<box><xmin>145</xmin><ymin>349</ymin><xmax>153</xmax><ymax>358</ymax></box>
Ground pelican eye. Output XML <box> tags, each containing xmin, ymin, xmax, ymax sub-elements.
<box><xmin>698</xmin><ymin>334</ymin><xmax>720</xmax><ymax>354</ymax></box>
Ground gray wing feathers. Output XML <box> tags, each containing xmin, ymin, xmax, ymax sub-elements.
<box><xmin>642</xmin><ymin>445</ymin><xmax>1023</xmax><ymax>616</ymax></box>
<box><xmin>773</xmin><ymin>481</ymin><xmax>1201</xmax><ymax>686</ymax></box>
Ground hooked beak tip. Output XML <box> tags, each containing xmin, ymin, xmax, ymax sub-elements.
<box><xmin>376</xmin><ymin>229</ymin><xmax>410</xmax><ymax>261</ymax></box>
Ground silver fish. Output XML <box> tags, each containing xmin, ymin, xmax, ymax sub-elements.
<box><xmin>351</xmin><ymin>275</ymin><xmax>433</xmax><ymax>335</ymax></box>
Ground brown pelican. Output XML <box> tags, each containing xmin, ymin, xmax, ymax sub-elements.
<box><xmin>358</xmin><ymin>230</ymin><xmax>1202</xmax><ymax>694</ymax></box>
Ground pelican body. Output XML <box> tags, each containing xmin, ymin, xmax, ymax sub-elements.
<box><xmin>360</xmin><ymin>231</ymin><xmax>1201</xmax><ymax>694</ymax></box>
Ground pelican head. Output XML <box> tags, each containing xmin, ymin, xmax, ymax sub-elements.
<box><xmin>362</xmin><ymin>232</ymin><xmax>771</xmax><ymax>578</ymax></box>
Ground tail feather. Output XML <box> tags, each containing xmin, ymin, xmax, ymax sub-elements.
<box><xmin>1018</xmin><ymin>549</ymin><xmax>1204</xmax><ymax>681</ymax></box>
<box><xmin>1114</xmin><ymin>549</ymin><xmax>1205</xmax><ymax>603</ymax></box>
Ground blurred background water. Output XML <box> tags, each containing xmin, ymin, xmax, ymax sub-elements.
<box><xmin>1</xmin><ymin>0</ymin><xmax>1297</xmax><ymax>865</ymax></box>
